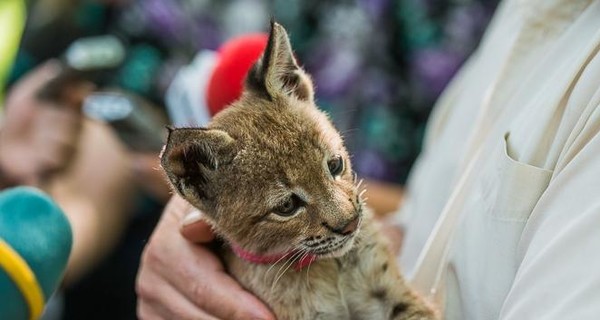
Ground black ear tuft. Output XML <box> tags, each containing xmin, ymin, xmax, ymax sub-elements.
<box><xmin>245</xmin><ymin>21</ymin><xmax>314</xmax><ymax>102</ymax></box>
<box><xmin>245</xmin><ymin>59</ymin><xmax>271</xmax><ymax>101</ymax></box>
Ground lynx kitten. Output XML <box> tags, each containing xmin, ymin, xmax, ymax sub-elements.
<box><xmin>161</xmin><ymin>21</ymin><xmax>438</xmax><ymax>320</ymax></box>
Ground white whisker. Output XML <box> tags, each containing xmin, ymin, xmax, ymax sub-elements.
<box><xmin>356</xmin><ymin>178</ymin><xmax>364</xmax><ymax>190</ymax></box>
<box><xmin>272</xmin><ymin>251</ymin><xmax>303</xmax><ymax>290</ymax></box>
<box><xmin>269</xmin><ymin>251</ymin><xmax>299</xmax><ymax>293</ymax></box>
<box><xmin>359</xmin><ymin>189</ymin><xmax>367</xmax><ymax>198</ymax></box>
<box><xmin>301</xmin><ymin>250</ymin><xmax>313</xmax><ymax>288</ymax></box>
<box><xmin>265</xmin><ymin>252</ymin><xmax>293</xmax><ymax>278</ymax></box>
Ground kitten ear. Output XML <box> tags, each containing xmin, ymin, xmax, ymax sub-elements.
<box><xmin>246</xmin><ymin>20</ymin><xmax>314</xmax><ymax>102</ymax></box>
<box><xmin>161</xmin><ymin>127</ymin><xmax>236</xmax><ymax>203</ymax></box>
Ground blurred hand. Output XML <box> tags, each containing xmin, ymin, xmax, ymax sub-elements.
<box><xmin>131</xmin><ymin>153</ymin><xmax>171</xmax><ymax>203</ymax></box>
<box><xmin>136</xmin><ymin>195</ymin><xmax>275</xmax><ymax>320</ymax></box>
<box><xmin>0</xmin><ymin>61</ymin><xmax>93</xmax><ymax>186</ymax></box>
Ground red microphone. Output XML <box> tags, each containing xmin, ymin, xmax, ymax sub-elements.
<box><xmin>206</xmin><ymin>33</ymin><xmax>268</xmax><ymax>116</ymax></box>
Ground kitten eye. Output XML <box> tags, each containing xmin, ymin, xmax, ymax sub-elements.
<box><xmin>275</xmin><ymin>194</ymin><xmax>303</xmax><ymax>217</ymax></box>
<box><xmin>327</xmin><ymin>155</ymin><xmax>344</xmax><ymax>177</ymax></box>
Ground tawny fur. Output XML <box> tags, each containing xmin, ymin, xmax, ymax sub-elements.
<box><xmin>161</xmin><ymin>21</ymin><xmax>438</xmax><ymax>320</ymax></box>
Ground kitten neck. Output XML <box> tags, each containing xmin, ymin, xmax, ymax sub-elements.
<box><xmin>230</xmin><ymin>243</ymin><xmax>317</xmax><ymax>271</ymax></box>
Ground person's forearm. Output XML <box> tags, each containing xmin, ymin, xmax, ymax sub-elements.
<box><xmin>54</xmin><ymin>191</ymin><xmax>132</xmax><ymax>286</ymax></box>
<box><xmin>46</xmin><ymin>120</ymin><xmax>136</xmax><ymax>285</ymax></box>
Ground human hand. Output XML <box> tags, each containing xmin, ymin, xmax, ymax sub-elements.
<box><xmin>0</xmin><ymin>61</ymin><xmax>93</xmax><ymax>186</ymax></box>
<box><xmin>136</xmin><ymin>195</ymin><xmax>275</xmax><ymax>320</ymax></box>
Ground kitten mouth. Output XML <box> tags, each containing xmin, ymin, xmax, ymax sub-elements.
<box><xmin>301</xmin><ymin>214</ymin><xmax>363</xmax><ymax>257</ymax></box>
<box><xmin>303</xmin><ymin>232</ymin><xmax>358</xmax><ymax>258</ymax></box>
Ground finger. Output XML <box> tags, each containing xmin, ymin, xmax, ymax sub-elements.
<box><xmin>180</xmin><ymin>211</ymin><xmax>215</xmax><ymax>243</ymax></box>
<box><xmin>11</xmin><ymin>61</ymin><xmax>63</xmax><ymax>103</ymax></box>
<box><xmin>148</xmin><ymin>196</ymin><xmax>275</xmax><ymax>320</ymax></box>
<box><xmin>137</xmin><ymin>302</ymin><xmax>167</xmax><ymax>320</ymax></box>
<box><xmin>3</xmin><ymin>61</ymin><xmax>63</xmax><ymax>129</ymax></box>
<box><xmin>166</xmin><ymin>195</ymin><xmax>196</xmax><ymax>220</ymax></box>
<box><xmin>164</xmin><ymin>195</ymin><xmax>216</xmax><ymax>243</ymax></box>
<box><xmin>138</xmin><ymin>301</ymin><xmax>218</xmax><ymax>320</ymax></box>
<box><xmin>163</xmin><ymin>245</ymin><xmax>274</xmax><ymax>320</ymax></box>
<box><xmin>35</xmin><ymin>104</ymin><xmax>82</xmax><ymax>132</ymax></box>
<box><xmin>24</xmin><ymin>61</ymin><xmax>63</xmax><ymax>92</ymax></box>
<box><xmin>191</xmin><ymin>271</ymin><xmax>275</xmax><ymax>320</ymax></box>
<box><xmin>137</xmin><ymin>266</ymin><xmax>219</xmax><ymax>320</ymax></box>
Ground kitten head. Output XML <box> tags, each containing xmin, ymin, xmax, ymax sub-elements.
<box><xmin>161</xmin><ymin>22</ymin><xmax>364</xmax><ymax>258</ymax></box>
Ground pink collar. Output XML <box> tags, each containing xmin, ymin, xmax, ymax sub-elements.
<box><xmin>230</xmin><ymin>243</ymin><xmax>318</xmax><ymax>271</ymax></box>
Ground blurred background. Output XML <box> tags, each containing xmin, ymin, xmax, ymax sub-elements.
<box><xmin>0</xmin><ymin>0</ymin><xmax>498</xmax><ymax>319</ymax></box>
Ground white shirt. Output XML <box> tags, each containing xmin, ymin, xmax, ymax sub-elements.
<box><xmin>398</xmin><ymin>0</ymin><xmax>600</xmax><ymax>319</ymax></box>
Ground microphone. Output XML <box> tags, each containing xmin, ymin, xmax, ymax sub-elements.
<box><xmin>0</xmin><ymin>187</ymin><xmax>72</xmax><ymax>320</ymax></box>
<box><xmin>165</xmin><ymin>33</ymin><xmax>268</xmax><ymax>126</ymax></box>
<box><xmin>206</xmin><ymin>33</ymin><xmax>269</xmax><ymax>116</ymax></box>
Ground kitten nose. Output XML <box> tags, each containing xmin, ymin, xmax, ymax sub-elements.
<box><xmin>325</xmin><ymin>216</ymin><xmax>360</xmax><ymax>235</ymax></box>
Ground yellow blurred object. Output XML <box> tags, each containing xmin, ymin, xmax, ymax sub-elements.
<box><xmin>0</xmin><ymin>0</ymin><xmax>26</xmax><ymax>107</ymax></box>
<box><xmin>0</xmin><ymin>238</ymin><xmax>45</xmax><ymax>320</ymax></box>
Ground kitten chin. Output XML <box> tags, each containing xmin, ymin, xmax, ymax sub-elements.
<box><xmin>317</xmin><ymin>235</ymin><xmax>358</xmax><ymax>258</ymax></box>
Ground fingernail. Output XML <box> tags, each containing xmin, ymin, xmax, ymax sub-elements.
<box><xmin>248</xmin><ymin>308</ymin><xmax>275</xmax><ymax>320</ymax></box>
<box><xmin>182</xmin><ymin>210</ymin><xmax>203</xmax><ymax>226</ymax></box>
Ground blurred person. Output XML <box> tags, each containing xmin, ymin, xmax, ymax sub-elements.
<box><xmin>0</xmin><ymin>60</ymin><xmax>138</xmax><ymax>288</ymax></box>
<box><xmin>2</xmin><ymin>0</ymin><xmax>196</xmax><ymax>318</ymax></box>
<box><xmin>137</xmin><ymin>1</ymin><xmax>600</xmax><ymax>320</ymax></box>
<box><xmin>0</xmin><ymin>0</ymin><xmax>151</xmax><ymax>319</ymax></box>
<box><xmin>0</xmin><ymin>3</ymin><xmax>77</xmax><ymax>319</ymax></box>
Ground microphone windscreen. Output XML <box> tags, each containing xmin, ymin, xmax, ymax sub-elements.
<box><xmin>206</xmin><ymin>33</ymin><xmax>268</xmax><ymax>116</ymax></box>
<box><xmin>0</xmin><ymin>187</ymin><xmax>72</xmax><ymax>320</ymax></box>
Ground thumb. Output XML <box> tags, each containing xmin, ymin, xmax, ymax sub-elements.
<box><xmin>180</xmin><ymin>210</ymin><xmax>215</xmax><ymax>243</ymax></box>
